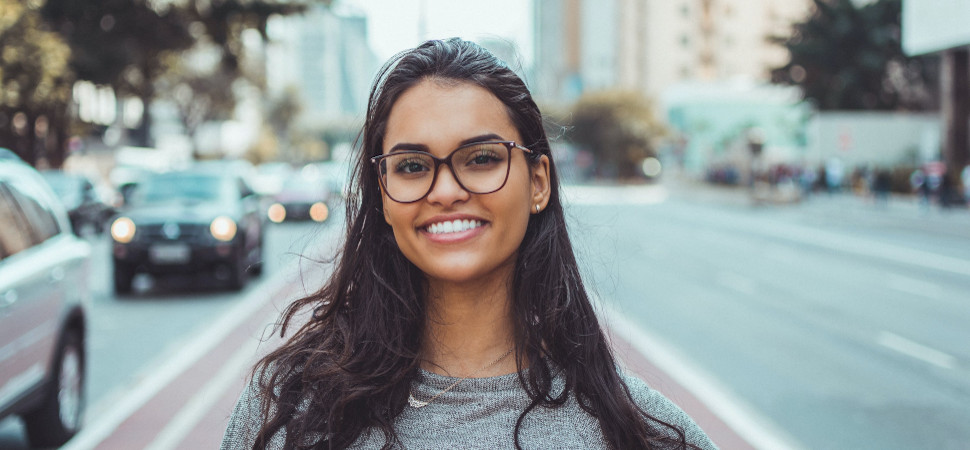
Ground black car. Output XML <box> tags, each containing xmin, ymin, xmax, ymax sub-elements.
<box><xmin>265</xmin><ymin>176</ymin><xmax>331</xmax><ymax>223</ymax></box>
<box><xmin>109</xmin><ymin>167</ymin><xmax>264</xmax><ymax>294</ymax></box>
<box><xmin>40</xmin><ymin>170</ymin><xmax>116</xmax><ymax>235</ymax></box>
<box><xmin>0</xmin><ymin>152</ymin><xmax>91</xmax><ymax>447</ymax></box>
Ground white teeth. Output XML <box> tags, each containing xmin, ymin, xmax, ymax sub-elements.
<box><xmin>426</xmin><ymin>219</ymin><xmax>483</xmax><ymax>234</ymax></box>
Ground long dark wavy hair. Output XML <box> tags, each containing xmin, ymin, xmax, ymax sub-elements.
<box><xmin>251</xmin><ymin>38</ymin><xmax>695</xmax><ymax>449</ymax></box>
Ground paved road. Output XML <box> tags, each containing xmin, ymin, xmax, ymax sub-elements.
<box><xmin>3</xmin><ymin>181</ymin><xmax>966</xmax><ymax>449</ymax></box>
<box><xmin>567</xmin><ymin>181</ymin><xmax>970</xmax><ymax>449</ymax></box>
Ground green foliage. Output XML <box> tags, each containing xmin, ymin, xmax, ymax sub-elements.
<box><xmin>41</xmin><ymin>0</ymin><xmax>195</xmax><ymax>97</ymax></box>
<box><xmin>771</xmin><ymin>0</ymin><xmax>938</xmax><ymax>111</ymax></box>
<box><xmin>0</xmin><ymin>0</ymin><xmax>74</xmax><ymax>166</ymax></box>
<box><xmin>3</xmin><ymin>0</ymin><xmax>320</xmax><ymax>161</ymax></box>
<box><xmin>569</xmin><ymin>90</ymin><xmax>666</xmax><ymax>179</ymax></box>
<box><xmin>39</xmin><ymin>0</ymin><xmax>310</xmax><ymax>147</ymax></box>
<box><xmin>184</xmin><ymin>0</ymin><xmax>308</xmax><ymax>74</ymax></box>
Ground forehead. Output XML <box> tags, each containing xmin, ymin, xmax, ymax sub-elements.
<box><xmin>383</xmin><ymin>79</ymin><xmax>519</xmax><ymax>152</ymax></box>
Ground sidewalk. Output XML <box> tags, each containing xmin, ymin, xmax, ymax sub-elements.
<box><xmin>662</xmin><ymin>175</ymin><xmax>970</xmax><ymax>241</ymax></box>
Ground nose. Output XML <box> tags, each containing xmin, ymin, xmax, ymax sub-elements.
<box><xmin>425</xmin><ymin>163</ymin><xmax>470</xmax><ymax>205</ymax></box>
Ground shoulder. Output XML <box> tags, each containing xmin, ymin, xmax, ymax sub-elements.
<box><xmin>619</xmin><ymin>371</ymin><xmax>720</xmax><ymax>449</ymax></box>
<box><xmin>221</xmin><ymin>367</ymin><xmax>284</xmax><ymax>450</ymax></box>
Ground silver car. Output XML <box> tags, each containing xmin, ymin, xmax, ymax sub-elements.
<box><xmin>0</xmin><ymin>151</ymin><xmax>91</xmax><ymax>447</ymax></box>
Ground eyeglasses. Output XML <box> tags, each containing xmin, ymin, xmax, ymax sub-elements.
<box><xmin>371</xmin><ymin>141</ymin><xmax>533</xmax><ymax>203</ymax></box>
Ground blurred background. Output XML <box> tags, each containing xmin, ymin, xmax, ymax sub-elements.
<box><xmin>1</xmin><ymin>0</ymin><xmax>968</xmax><ymax>449</ymax></box>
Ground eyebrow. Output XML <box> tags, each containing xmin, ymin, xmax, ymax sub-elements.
<box><xmin>388</xmin><ymin>133</ymin><xmax>506</xmax><ymax>153</ymax></box>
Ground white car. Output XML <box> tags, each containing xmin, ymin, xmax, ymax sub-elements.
<box><xmin>0</xmin><ymin>150</ymin><xmax>91</xmax><ymax>447</ymax></box>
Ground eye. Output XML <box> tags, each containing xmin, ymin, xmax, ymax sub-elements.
<box><xmin>462</xmin><ymin>144</ymin><xmax>505</xmax><ymax>168</ymax></box>
<box><xmin>392</xmin><ymin>156</ymin><xmax>432</xmax><ymax>175</ymax></box>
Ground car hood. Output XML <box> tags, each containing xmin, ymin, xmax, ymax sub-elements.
<box><xmin>274</xmin><ymin>190</ymin><xmax>327</xmax><ymax>203</ymax></box>
<box><xmin>122</xmin><ymin>201</ymin><xmax>238</xmax><ymax>224</ymax></box>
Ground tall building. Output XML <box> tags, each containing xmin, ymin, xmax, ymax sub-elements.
<box><xmin>266</xmin><ymin>3</ymin><xmax>379</xmax><ymax>126</ymax></box>
<box><xmin>534</xmin><ymin>0</ymin><xmax>811</xmax><ymax>104</ymax></box>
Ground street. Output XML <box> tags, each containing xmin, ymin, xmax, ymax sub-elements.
<box><xmin>567</xmin><ymin>182</ymin><xmax>970</xmax><ymax>449</ymax></box>
<box><xmin>1</xmin><ymin>182</ymin><xmax>968</xmax><ymax>449</ymax></box>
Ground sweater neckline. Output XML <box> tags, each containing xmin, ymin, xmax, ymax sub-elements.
<box><xmin>414</xmin><ymin>367</ymin><xmax>526</xmax><ymax>394</ymax></box>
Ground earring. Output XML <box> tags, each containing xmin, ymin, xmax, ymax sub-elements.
<box><xmin>534</xmin><ymin>204</ymin><xmax>540</xmax><ymax>213</ymax></box>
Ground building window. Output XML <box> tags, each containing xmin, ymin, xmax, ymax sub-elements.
<box><xmin>681</xmin><ymin>35</ymin><xmax>690</xmax><ymax>48</ymax></box>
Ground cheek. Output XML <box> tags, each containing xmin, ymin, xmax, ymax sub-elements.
<box><xmin>383</xmin><ymin>202</ymin><xmax>411</xmax><ymax>231</ymax></box>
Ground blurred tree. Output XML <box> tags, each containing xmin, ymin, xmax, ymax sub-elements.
<box><xmin>157</xmin><ymin>0</ymin><xmax>311</xmax><ymax>157</ymax></box>
<box><xmin>0</xmin><ymin>0</ymin><xmax>75</xmax><ymax>167</ymax></box>
<box><xmin>155</xmin><ymin>54</ymin><xmax>240</xmax><ymax>155</ymax></box>
<box><xmin>41</xmin><ymin>0</ymin><xmax>195</xmax><ymax>146</ymax></box>
<box><xmin>264</xmin><ymin>85</ymin><xmax>303</xmax><ymax>158</ymax></box>
<box><xmin>183</xmin><ymin>0</ymin><xmax>310</xmax><ymax>75</ymax></box>
<box><xmin>41</xmin><ymin>0</ymin><xmax>313</xmax><ymax>148</ymax></box>
<box><xmin>771</xmin><ymin>0</ymin><xmax>938</xmax><ymax>111</ymax></box>
<box><xmin>569</xmin><ymin>90</ymin><xmax>666</xmax><ymax>179</ymax></box>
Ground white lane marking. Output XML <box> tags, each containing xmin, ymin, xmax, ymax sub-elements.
<box><xmin>886</xmin><ymin>276</ymin><xmax>943</xmax><ymax>300</ymax></box>
<box><xmin>715</xmin><ymin>271</ymin><xmax>757</xmax><ymax>295</ymax></box>
<box><xmin>61</xmin><ymin>264</ymin><xmax>300</xmax><ymax>450</ymax></box>
<box><xmin>705</xmin><ymin>210</ymin><xmax>970</xmax><ymax>278</ymax></box>
<box><xmin>144</xmin><ymin>331</ymin><xmax>263</xmax><ymax>450</ymax></box>
<box><xmin>876</xmin><ymin>332</ymin><xmax>957</xmax><ymax>370</ymax></box>
<box><xmin>598</xmin><ymin>301</ymin><xmax>805</xmax><ymax>450</ymax></box>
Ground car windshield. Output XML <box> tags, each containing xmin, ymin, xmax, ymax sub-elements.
<box><xmin>131</xmin><ymin>173</ymin><xmax>230</xmax><ymax>205</ymax></box>
<box><xmin>40</xmin><ymin>172</ymin><xmax>85</xmax><ymax>208</ymax></box>
<box><xmin>40</xmin><ymin>173</ymin><xmax>81</xmax><ymax>195</ymax></box>
<box><xmin>282</xmin><ymin>177</ymin><xmax>320</xmax><ymax>192</ymax></box>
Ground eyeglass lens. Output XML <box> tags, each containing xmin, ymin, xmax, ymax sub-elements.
<box><xmin>378</xmin><ymin>142</ymin><xmax>511</xmax><ymax>202</ymax></box>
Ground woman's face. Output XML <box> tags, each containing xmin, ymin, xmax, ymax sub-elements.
<box><xmin>380</xmin><ymin>79</ymin><xmax>549</xmax><ymax>288</ymax></box>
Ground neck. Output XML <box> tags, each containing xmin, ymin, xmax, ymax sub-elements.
<box><xmin>421</xmin><ymin>277</ymin><xmax>517</xmax><ymax>378</ymax></box>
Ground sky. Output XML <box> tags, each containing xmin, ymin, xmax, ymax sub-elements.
<box><xmin>341</xmin><ymin>0</ymin><xmax>534</xmax><ymax>66</ymax></box>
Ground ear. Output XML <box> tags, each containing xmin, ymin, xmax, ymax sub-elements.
<box><xmin>530</xmin><ymin>155</ymin><xmax>551</xmax><ymax>214</ymax></box>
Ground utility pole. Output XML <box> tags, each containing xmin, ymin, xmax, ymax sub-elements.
<box><xmin>941</xmin><ymin>48</ymin><xmax>969</xmax><ymax>181</ymax></box>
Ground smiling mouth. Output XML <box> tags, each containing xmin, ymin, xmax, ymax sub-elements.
<box><xmin>424</xmin><ymin>219</ymin><xmax>485</xmax><ymax>235</ymax></box>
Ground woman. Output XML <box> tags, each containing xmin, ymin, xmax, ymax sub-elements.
<box><xmin>222</xmin><ymin>38</ymin><xmax>716</xmax><ymax>449</ymax></box>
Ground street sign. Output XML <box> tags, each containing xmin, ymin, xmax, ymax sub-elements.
<box><xmin>902</xmin><ymin>0</ymin><xmax>970</xmax><ymax>56</ymax></box>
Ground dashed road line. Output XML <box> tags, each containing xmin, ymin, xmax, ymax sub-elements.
<box><xmin>886</xmin><ymin>276</ymin><xmax>943</xmax><ymax>300</ymax></box>
<box><xmin>877</xmin><ymin>331</ymin><xmax>957</xmax><ymax>370</ymax></box>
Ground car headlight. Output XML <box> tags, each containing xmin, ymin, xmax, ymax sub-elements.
<box><xmin>110</xmin><ymin>217</ymin><xmax>136</xmax><ymax>243</ymax></box>
<box><xmin>210</xmin><ymin>216</ymin><xmax>237</xmax><ymax>241</ymax></box>
<box><xmin>309</xmin><ymin>202</ymin><xmax>329</xmax><ymax>222</ymax></box>
<box><xmin>267</xmin><ymin>203</ymin><xmax>286</xmax><ymax>223</ymax></box>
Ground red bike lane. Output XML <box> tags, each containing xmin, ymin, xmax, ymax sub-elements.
<box><xmin>64</xmin><ymin>269</ymin><xmax>760</xmax><ymax>450</ymax></box>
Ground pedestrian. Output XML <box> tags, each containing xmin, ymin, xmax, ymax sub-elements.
<box><xmin>911</xmin><ymin>168</ymin><xmax>929</xmax><ymax>208</ymax></box>
<box><xmin>220</xmin><ymin>38</ymin><xmax>716</xmax><ymax>449</ymax></box>
<box><xmin>962</xmin><ymin>164</ymin><xmax>970</xmax><ymax>205</ymax></box>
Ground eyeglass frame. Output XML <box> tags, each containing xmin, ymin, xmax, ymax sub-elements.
<box><xmin>370</xmin><ymin>140</ymin><xmax>534</xmax><ymax>203</ymax></box>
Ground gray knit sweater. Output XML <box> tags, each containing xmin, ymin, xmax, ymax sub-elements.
<box><xmin>221</xmin><ymin>366</ymin><xmax>718</xmax><ymax>449</ymax></box>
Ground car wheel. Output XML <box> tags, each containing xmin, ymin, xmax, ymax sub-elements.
<box><xmin>114</xmin><ymin>265</ymin><xmax>134</xmax><ymax>295</ymax></box>
<box><xmin>228</xmin><ymin>254</ymin><xmax>248</xmax><ymax>291</ymax></box>
<box><xmin>250</xmin><ymin>237</ymin><xmax>264</xmax><ymax>276</ymax></box>
<box><xmin>23</xmin><ymin>329</ymin><xmax>84</xmax><ymax>447</ymax></box>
